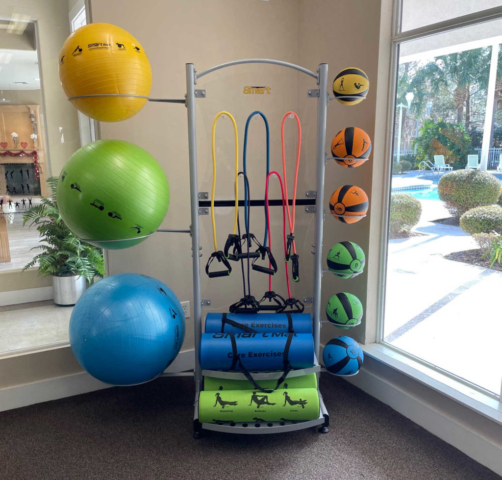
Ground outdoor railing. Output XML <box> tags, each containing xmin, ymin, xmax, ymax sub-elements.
<box><xmin>474</xmin><ymin>148</ymin><xmax>502</xmax><ymax>169</ymax></box>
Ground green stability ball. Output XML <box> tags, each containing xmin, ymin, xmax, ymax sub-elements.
<box><xmin>327</xmin><ymin>241</ymin><xmax>365</xmax><ymax>278</ymax></box>
<box><xmin>58</xmin><ymin>140</ymin><xmax>169</xmax><ymax>249</ymax></box>
<box><xmin>326</xmin><ymin>293</ymin><xmax>363</xmax><ymax>329</ymax></box>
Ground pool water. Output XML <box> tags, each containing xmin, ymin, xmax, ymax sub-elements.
<box><xmin>405</xmin><ymin>189</ymin><xmax>440</xmax><ymax>201</ymax></box>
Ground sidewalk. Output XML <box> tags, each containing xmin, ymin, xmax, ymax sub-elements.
<box><xmin>385</xmin><ymin>199</ymin><xmax>502</xmax><ymax>394</ymax></box>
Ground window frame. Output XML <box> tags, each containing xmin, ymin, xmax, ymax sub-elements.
<box><xmin>376</xmin><ymin>1</ymin><xmax>502</xmax><ymax>400</ymax></box>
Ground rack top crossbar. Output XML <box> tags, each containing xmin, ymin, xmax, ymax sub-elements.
<box><xmin>195</xmin><ymin>59</ymin><xmax>318</xmax><ymax>80</ymax></box>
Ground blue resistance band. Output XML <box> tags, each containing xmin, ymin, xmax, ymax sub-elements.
<box><xmin>243</xmin><ymin>111</ymin><xmax>270</xmax><ymax>247</ymax></box>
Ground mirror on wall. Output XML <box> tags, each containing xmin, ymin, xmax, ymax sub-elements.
<box><xmin>0</xmin><ymin>1</ymin><xmax>96</xmax><ymax>357</ymax></box>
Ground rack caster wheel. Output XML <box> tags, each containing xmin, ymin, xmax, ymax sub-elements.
<box><xmin>318</xmin><ymin>426</ymin><xmax>329</xmax><ymax>434</ymax></box>
<box><xmin>193</xmin><ymin>420</ymin><xmax>202</xmax><ymax>439</ymax></box>
<box><xmin>193</xmin><ymin>431</ymin><xmax>202</xmax><ymax>439</ymax></box>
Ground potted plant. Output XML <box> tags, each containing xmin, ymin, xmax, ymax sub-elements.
<box><xmin>23</xmin><ymin>177</ymin><xmax>104</xmax><ymax>306</ymax></box>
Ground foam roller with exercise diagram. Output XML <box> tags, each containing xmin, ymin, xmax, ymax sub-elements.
<box><xmin>199</xmin><ymin>388</ymin><xmax>320</xmax><ymax>423</ymax></box>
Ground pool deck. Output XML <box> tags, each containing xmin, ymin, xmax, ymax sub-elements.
<box><xmin>391</xmin><ymin>176</ymin><xmax>433</xmax><ymax>191</ymax></box>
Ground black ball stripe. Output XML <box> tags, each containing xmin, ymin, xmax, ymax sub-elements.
<box><xmin>345</xmin><ymin>128</ymin><xmax>354</xmax><ymax>156</ymax></box>
<box><xmin>336</xmin><ymin>293</ymin><xmax>353</xmax><ymax>319</ymax></box>
<box><xmin>335</xmin><ymin>68</ymin><xmax>369</xmax><ymax>80</ymax></box>
<box><xmin>327</xmin><ymin>356</ymin><xmax>350</xmax><ymax>374</ymax></box>
<box><xmin>337</xmin><ymin>184</ymin><xmax>353</xmax><ymax>203</ymax></box>
<box><xmin>345</xmin><ymin>201</ymin><xmax>369</xmax><ymax>213</ymax></box>
<box><xmin>327</xmin><ymin>259</ymin><xmax>350</xmax><ymax>271</ymax></box>
<box><xmin>341</xmin><ymin>241</ymin><xmax>357</xmax><ymax>260</ymax></box>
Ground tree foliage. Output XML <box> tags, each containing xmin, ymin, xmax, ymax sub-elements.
<box><xmin>413</xmin><ymin>119</ymin><xmax>472</xmax><ymax>168</ymax></box>
<box><xmin>23</xmin><ymin>177</ymin><xmax>104</xmax><ymax>281</ymax></box>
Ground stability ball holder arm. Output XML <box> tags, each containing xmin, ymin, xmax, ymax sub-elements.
<box><xmin>185</xmin><ymin>59</ymin><xmax>330</xmax><ymax>436</ymax></box>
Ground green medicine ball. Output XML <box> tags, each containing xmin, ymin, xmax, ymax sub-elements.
<box><xmin>326</xmin><ymin>293</ymin><xmax>363</xmax><ymax>329</ymax></box>
<box><xmin>58</xmin><ymin>140</ymin><xmax>170</xmax><ymax>249</ymax></box>
<box><xmin>327</xmin><ymin>241</ymin><xmax>365</xmax><ymax>278</ymax></box>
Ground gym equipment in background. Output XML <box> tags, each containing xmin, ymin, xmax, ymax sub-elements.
<box><xmin>329</xmin><ymin>185</ymin><xmax>369</xmax><ymax>224</ymax></box>
<box><xmin>323</xmin><ymin>336</ymin><xmax>364</xmax><ymax>376</ymax></box>
<box><xmin>327</xmin><ymin>241</ymin><xmax>365</xmax><ymax>279</ymax></box>
<box><xmin>204</xmin><ymin>312</ymin><xmax>313</xmax><ymax>334</ymax></box>
<box><xmin>332</xmin><ymin>67</ymin><xmax>369</xmax><ymax>105</ymax></box>
<box><xmin>281</xmin><ymin>112</ymin><xmax>302</xmax><ymax>283</ymax></box>
<box><xmin>203</xmin><ymin>373</ymin><xmax>317</xmax><ymax>391</ymax></box>
<box><xmin>206</xmin><ymin>111</ymin><xmax>239</xmax><ymax>278</ymax></box>
<box><xmin>69</xmin><ymin>273</ymin><xmax>185</xmax><ymax>386</ymax></box>
<box><xmin>199</xmin><ymin>388</ymin><xmax>320</xmax><ymax>424</ymax></box>
<box><xmin>200</xmin><ymin>333</ymin><xmax>314</xmax><ymax>372</ymax></box>
<box><xmin>57</xmin><ymin>140</ymin><xmax>169</xmax><ymax>249</ymax></box>
<box><xmin>326</xmin><ymin>293</ymin><xmax>363</xmax><ymax>329</ymax></box>
<box><xmin>331</xmin><ymin>127</ymin><xmax>372</xmax><ymax>168</ymax></box>
<box><xmin>59</xmin><ymin>23</ymin><xmax>152</xmax><ymax>122</ymax></box>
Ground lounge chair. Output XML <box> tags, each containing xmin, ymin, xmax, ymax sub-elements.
<box><xmin>466</xmin><ymin>155</ymin><xmax>480</xmax><ymax>170</ymax></box>
<box><xmin>433</xmin><ymin>155</ymin><xmax>453</xmax><ymax>172</ymax></box>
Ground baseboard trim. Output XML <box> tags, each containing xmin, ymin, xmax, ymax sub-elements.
<box><xmin>345</xmin><ymin>356</ymin><xmax>502</xmax><ymax>476</ymax></box>
<box><xmin>0</xmin><ymin>286</ymin><xmax>53</xmax><ymax>306</ymax></box>
<box><xmin>0</xmin><ymin>349</ymin><xmax>195</xmax><ymax>413</ymax></box>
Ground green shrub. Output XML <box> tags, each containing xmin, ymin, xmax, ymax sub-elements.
<box><xmin>400</xmin><ymin>160</ymin><xmax>412</xmax><ymax>173</ymax></box>
<box><xmin>438</xmin><ymin>170</ymin><xmax>501</xmax><ymax>217</ymax></box>
<box><xmin>460</xmin><ymin>206</ymin><xmax>502</xmax><ymax>235</ymax></box>
<box><xmin>473</xmin><ymin>233</ymin><xmax>498</xmax><ymax>253</ymax></box>
<box><xmin>498</xmin><ymin>187</ymin><xmax>502</xmax><ymax>207</ymax></box>
<box><xmin>389</xmin><ymin>194</ymin><xmax>422</xmax><ymax>235</ymax></box>
<box><xmin>392</xmin><ymin>163</ymin><xmax>402</xmax><ymax>174</ymax></box>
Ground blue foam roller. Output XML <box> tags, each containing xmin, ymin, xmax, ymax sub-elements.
<box><xmin>204</xmin><ymin>313</ymin><xmax>313</xmax><ymax>334</ymax></box>
<box><xmin>200</xmin><ymin>333</ymin><xmax>314</xmax><ymax>371</ymax></box>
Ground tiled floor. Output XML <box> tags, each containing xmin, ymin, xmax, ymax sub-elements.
<box><xmin>0</xmin><ymin>300</ymin><xmax>72</xmax><ymax>355</ymax></box>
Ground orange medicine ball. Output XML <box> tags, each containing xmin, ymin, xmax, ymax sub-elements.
<box><xmin>331</xmin><ymin>127</ymin><xmax>371</xmax><ymax>168</ymax></box>
<box><xmin>329</xmin><ymin>185</ymin><xmax>369</xmax><ymax>224</ymax></box>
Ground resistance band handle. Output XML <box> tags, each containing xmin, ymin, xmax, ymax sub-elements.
<box><xmin>252</xmin><ymin>247</ymin><xmax>278</xmax><ymax>275</ymax></box>
<box><xmin>278</xmin><ymin>297</ymin><xmax>305</xmax><ymax>314</ymax></box>
<box><xmin>285</xmin><ymin>233</ymin><xmax>295</xmax><ymax>262</ymax></box>
<box><xmin>206</xmin><ymin>251</ymin><xmax>232</xmax><ymax>278</ymax></box>
<box><xmin>291</xmin><ymin>254</ymin><xmax>300</xmax><ymax>282</ymax></box>
<box><xmin>224</xmin><ymin>234</ymin><xmax>242</xmax><ymax>262</ymax></box>
<box><xmin>228</xmin><ymin>333</ymin><xmax>293</xmax><ymax>393</ymax></box>
<box><xmin>258</xmin><ymin>291</ymin><xmax>286</xmax><ymax>311</ymax></box>
<box><xmin>229</xmin><ymin>295</ymin><xmax>260</xmax><ymax>314</ymax></box>
<box><xmin>221</xmin><ymin>313</ymin><xmax>258</xmax><ymax>333</ymax></box>
<box><xmin>237</xmin><ymin>251</ymin><xmax>260</xmax><ymax>259</ymax></box>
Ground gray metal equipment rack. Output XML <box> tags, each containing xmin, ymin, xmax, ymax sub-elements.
<box><xmin>184</xmin><ymin>59</ymin><xmax>330</xmax><ymax>437</ymax></box>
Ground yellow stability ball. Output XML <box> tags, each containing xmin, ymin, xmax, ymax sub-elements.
<box><xmin>59</xmin><ymin>23</ymin><xmax>152</xmax><ymax>122</ymax></box>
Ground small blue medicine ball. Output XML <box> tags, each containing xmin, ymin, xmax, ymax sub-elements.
<box><xmin>323</xmin><ymin>336</ymin><xmax>363</xmax><ymax>376</ymax></box>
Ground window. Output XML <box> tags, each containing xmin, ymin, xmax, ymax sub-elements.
<box><xmin>382</xmin><ymin>3</ymin><xmax>502</xmax><ymax>398</ymax></box>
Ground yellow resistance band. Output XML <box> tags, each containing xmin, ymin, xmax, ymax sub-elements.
<box><xmin>211</xmin><ymin>111</ymin><xmax>239</xmax><ymax>252</ymax></box>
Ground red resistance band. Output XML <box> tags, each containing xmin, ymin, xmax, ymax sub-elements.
<box><xmin>281</xmin><ymin>112</ymin><xmax>301</xmax><ymax>282</ymax></box>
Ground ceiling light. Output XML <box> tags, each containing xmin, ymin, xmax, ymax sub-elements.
<box><xmin>7</xmin><ymin>13</ymin><xmax>31</xmax><ymax>35</ymax></box>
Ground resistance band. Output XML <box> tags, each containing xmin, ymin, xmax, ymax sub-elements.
<box><xmin>205</xmin><ymin>111</ymin><xmax>239</xmax><ymax>278</ymax></box>
<box><xmin>281</xmin><ymin>112</ymin><xmax>302</xmax><ymax>282</ymax></box>
<box><xmin>243</xmin><ymin>111</ymin><xmax>270</xmax><ymax>246</ymax></box>
<box><xmin>199</xmin><ymin>388</ymin><xmax>320</xmax><ymax>423</ymax></box>
<box><xmin>259</xmin><ymin>171</ymin><xmax>304</xmax><ymax>313</ymax></box>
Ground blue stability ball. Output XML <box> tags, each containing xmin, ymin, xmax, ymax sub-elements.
<box><xmin>69</xmin><ymin>273</ymin><xmax>185</xmax><ymax>386</ymax></box>
<box><xmin>323</xmin><ymin>336</ymin><xmax>364</xmax><ymax>376</ymax></box>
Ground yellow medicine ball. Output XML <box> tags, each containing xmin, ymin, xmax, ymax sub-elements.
<box><xmin>333</xmin><ymin>67</ymin><xmax>369</xmax><ymax>106</ymax></box>
<box><xmin>59</xmin><ymin>23</ymin><xmax>152</xmax><ymax>122</ymax></box>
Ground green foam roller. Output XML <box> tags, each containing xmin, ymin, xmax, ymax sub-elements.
<box><xmin>199</xmin><ymin>388</ymin><xmax>320</xmax><ymax>423</ymax></box>
<box><xmin>203</xmin><ymin>373</ymin><xmax>317</xmax><ymax>391</ymax></box>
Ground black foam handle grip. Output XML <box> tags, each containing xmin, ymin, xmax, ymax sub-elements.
<box><xmin>252</xmin><ymin>264</ymin><xmax>276</xmax><ymax>275</ymax></box>
<box><xmin>291</xmin><ymin>254</ymin><xmax>300</xmax><ymax>282</ymax></box>
<box><xmin>237</xmin><ymin>251</ymin><xmax>261</xmax><ymax>259</ymax></box>
<box><xmin>207</xmin><ymin>270</ymin><xmax>231</xmax><ymax>278</ymax></box>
